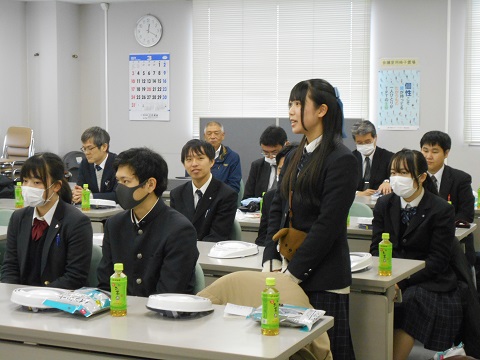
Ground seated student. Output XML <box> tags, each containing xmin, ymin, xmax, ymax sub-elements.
<box><xmin>204</xmin><ymin>121</ymin><xmax>242</xmax><ymax>193</ymax></box>
<box><xmin>72</xmin><ymin>126</ymin><xmax>117</xmax><ymax>203</ymax></box>
<box><xmin>420</xmin><ymin>130</ymin><xmax>476</xmax><ymax>266</ymax></box>
<box><xmin>1</xmin><ymin>153</ymin><xmax>92</xmax><ymax>289</ymax></box>
<box><xmin>170</xmin><ymin>139</ymin><xmax>238</xmax><ymax>242</ymax></box>
<box><xmin>255</xmin><ymin>144</ymin><xmax>297</xmax><ymax>246</ymax></box>
<box><xmin>244</xmin><ymin>125</ymin><xmax>288</xmax><ymax>199</ymax></box>
<box><xmin>351</xmin><ymin>120</ymin><xmax>394</xmax><ymax>196</ymax></box>
<box><xmin>371</xmin><ymin>149</ymin><xmax>462</xmax><ymax>360</ymax></box>
<box><xmin>97</xmin><ymin>147</ymin><xmax>198</xmax><ymax>297</ymax></box>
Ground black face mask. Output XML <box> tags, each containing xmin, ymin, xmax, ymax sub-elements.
<box><xmin>116</xmin><ymin>180</ymin><xmax>149</xmax><ymax>210</ymax></box>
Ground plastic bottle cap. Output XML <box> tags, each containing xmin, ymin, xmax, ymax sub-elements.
<box><xmin>16</xmin><ymin>182</ymin><xmax>21</xmax><ymax>186</ymax></box>
<box><xmin>114</xmin><ymin>263</ymin><xmax>124</xmax><ymax>272</ymax></box>
<box><xmin>266</xmin><ymin>277</ymin><xmax>276</xmax><ymax>286</ymax></box>
<box><xmin>83</xmin><ymin>184</ymin><xmax>89</xmax><ymax>189</ymax></box>
<box><xmin>382</xmin><ymin>233</ymin><xmax>390</xmax><ymax>240</ymax></box>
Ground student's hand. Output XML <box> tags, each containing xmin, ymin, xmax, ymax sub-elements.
<box><xmin>72</xmin><ymin>185</ymin><xmax>83</xmax><ymax>204</ymax></box>
<box><xmin>357</xmin><ymin>189</ymin><xmax>376</xmax><ymax>196</ymax></box>
<box><xmin>377</xmin><ymin>182</ymin><xmax>392</xmax><ymax>195</ymax></box>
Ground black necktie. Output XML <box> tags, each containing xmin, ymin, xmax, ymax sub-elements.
<box><xmin>195</xmin><ymin>189</ymin><xmax>203</xmax><ymax>208</ymax></box>
<box><xmin>401</xmin><ymin>205</ymin><xmax>417</xmax><ymax>225</ymax></box>
<box><xmin>363</xmin><ymin>156</ymin><xmax>371</xmax><ymax>190</ymax></box>
<box><xmin>431</xmin><ymin>175</ymin><xmax>438</xmax><ymax>192</ymax></box>
<box><xmin>95</xmin><ymin>165</ymin><xmax>102</xmax><ymax>171</ymax></box>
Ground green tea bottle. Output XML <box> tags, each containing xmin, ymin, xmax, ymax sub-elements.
<box><xmin>15</xmin><ymin>182</ymin><xmax>23</xmax><ymax>208</ymax></box>
<box><xmin>110</xmin><ymin>263</ymin><xmax>127</xmax><ymax>317</ymax></box>
<box><xmin>81</xmin><ymin>184</ymin><xmax>90</xmax><ymax>211</ymax></box>
<box><xmin>261</xmin><ymin>277</ymin><xmax>279</xmax><ymax>336</ymax></box>
<box><xmin>378</xmin><ymin>232</ymin><xmax>392</xmax><ymax>276</ymax></box>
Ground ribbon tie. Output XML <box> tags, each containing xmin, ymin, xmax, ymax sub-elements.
<box><xmin>401</xmin><ymin>205</ymin><xmax>417</xmax><ymax>225</ymax></box>
<box><xmin>32</xmin><ymin>218</ymin><xmax>49</xmax><ymax>241</ymax></box>
<box><xmin>297</xmin><ymin>151</ymin><xmax>312</xmax><ymax>173</ymax></box>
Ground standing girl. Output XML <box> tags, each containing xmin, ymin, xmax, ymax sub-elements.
<box><xmin>1</xmin><ymin>152</ymin><xmax>92</xmax><ymax>289</ymax></box>
<box><xmin>371</xmin><ymin>149</ymin><xmax>462</xmax><ymax>360</ymax></box>
<box><xmin>262</xmin><ymin>79</ymin><xmax>358</xmax><ymax>359</ymax></box>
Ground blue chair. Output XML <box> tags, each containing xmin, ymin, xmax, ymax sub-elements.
<box><xmin>349</xmin><ymin>202</ymin><xmax>373</xmax><ymax>217</ymax></box>
<box><xmin>237</xmin><ymin>179</ymin><xmax>244</xmax><ymax>207</ymax></box>
<box><xmin>87</xmin><ymin>244</ymin><xmax>103</xmax><ymax>287</ymax></box>
<box><xmin>0</xmin><ymin>209</ymin><xmax>14</xmax><ymax>226</ymax></box>
<box><xmin>194</xmin><ymin>262</ymin><xmax>205</xmax><ymax>294</ymax></box>
<box><xmin>229</xmin><ymin>218</ymin><xmax>242</xmax><ymax>240</ymax></box>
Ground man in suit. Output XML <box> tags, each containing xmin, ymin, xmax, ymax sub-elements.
<box><xmin>97</xmin><ymin>148</ymin><xmax>198</xmax><ymax>297</ymax></box>
<box><xmin>171</xmin><ymin>139</ymin><xmax>238</xmax><ymax>242</ymax></box>
<box><xmin>352</xmin><ymin>120</ymin><xmax>394</xmax><ymax>196</ymax></box>
<box><xmin>244</xmin><ymin>125</ymin><xmax>288</xmax><ymax>199</ymax></box>
<box><xmin>72</xmin><ymin>126</ymin><xmax>117</xmax><ymax>203</ymax></box>
<box><xmin>204</xmin><ymin>121</ymin><xmax>242</xmax><ymax>193</ymax></box>
<box><xmin>420</xmin><ymin>130</ymin><xmax>476</xmax><ymax>266</ymax></box>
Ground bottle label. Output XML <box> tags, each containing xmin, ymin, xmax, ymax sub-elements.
<box><xmin>110</xmin><ymin>277</ymin><xmax>127</xmax><ymax>311</ymax></box>
<box><xmin>379</xmin><ymin>243</ymin><xmax>392</xmax><ymax>272</ymax></box>
<box><xmin>81</xmin><ymin>189</ymin><xmax>90</xmax><ymax>210</ymax></box>
<box><xmin>261</xmin><ymin>292</ymin><xmax>279</xmax><ymax>330</ymax></box>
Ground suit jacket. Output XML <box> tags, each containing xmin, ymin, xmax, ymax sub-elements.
<box><xmin>76</xmin><ymin>152</ymin><xmax>118</xmax><ymax>202</ymax></box>
<box><xmin>244</xmin><ymin>158</ymin><xmax>273</xmax><ymax>199</ymax></box>
<box><xmin>97</xmin><ymin>199</ymin><xmax>199</xmax><ymax>297</ymax></box>
<box><xmin>370</xmin><ymin>191</ymin><xmax>457</xmax><ymax>292</ymax></box>
<box><xmin>263</xmin><ymin>142</ymin><xmax>358</xmax><ymax>292</ymax></box>
<box><xmin>438</xmin><ymin>165</ymin><xmax>476</xmax><ymax>265</ymax></box>
<box><xmin>170</xmin><ymin>177</ymin><xmax>238</xmax><ymax>242</ymax></box>
<box><xmin>353</xmin><ymin>146</ymin><xmax>393</xmax><ymax>191</ymax></box>
<box><xmin>255</xmin><ymin>188</ymin><xmax>275</xmax><ymax>246</ymax></box>
<box><xmin>1</xmin><ymin>200</ymin><xmax>93</xmax><ymax>289</ymax></box>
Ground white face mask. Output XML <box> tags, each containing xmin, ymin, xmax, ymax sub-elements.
<box><xmin>22</xmin><ymin>184</ymin><xmax>55</xmax><ymax>207</ymax></box>
<box><xmin>390</xmin><ymin>176</ymin><xmax>417</xmax><ymax>199</ymax></box>
<box><xmin>356</xmin><ymin>143</ymin><xmax>375</xmax><ymax>156</ymax></box>
<box><xmin>264</xmin><ymin>157</ymin><xmax>276</xmax><ymax>166</ymax></box>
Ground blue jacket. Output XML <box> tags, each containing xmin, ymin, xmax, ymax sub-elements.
<box><xmin>211</xmin><ymin>145</ymin><xmax>242</xmax><ymax>193</ymax></box>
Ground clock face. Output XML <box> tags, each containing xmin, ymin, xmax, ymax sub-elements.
<box><xmin>135</xmin><ymin>15</ymin><xmax>162</xmax><ymax>47</ymax></box>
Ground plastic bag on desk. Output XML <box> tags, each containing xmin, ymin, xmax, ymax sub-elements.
<box><xmin>43</xmin><ymin>287</ymin><xmax>111</xmax><ymax>317</ymax></box>
<box><xmin>248</xmin><ymin>304</ymin><xmax>325</xmax><ymax>331</ymax></box>
<box><xmin>431</xmin><ymin>342</ymin><xmax>466</xmax><ymax>359</ymax></box>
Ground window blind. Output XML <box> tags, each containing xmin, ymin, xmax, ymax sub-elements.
<box><xmin>465</xmin><ymin>0</ymin><xmax>480</xmax><ymax>143</ymax></box>
<box><xmin>192</xmin><ymin>0</ymin><xmax>371</xmax><ymax>137</ymax></box>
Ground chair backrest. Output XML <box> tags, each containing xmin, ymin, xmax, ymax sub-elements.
<box><xmin>2</xmin><ymin>126</ymin><xmax>34</xmax><ymax>160</ymax></box>
<box><xmin>0</xmin><ymin>240</ymin><xmax>6</xmax><ymax>277</ymax></box>
<box><xmin>349</xmin><ymin>202</ymin><xmax>373</xmax><ymax>217</ymax></box>
<box><xmin>87</xmin><ymin>244</ymin><xmax>103</xmax><ymax>287</ymax></box>
<box><xmin>62</xmin><ymin>151</ymin><xmax>86</xmax><ymax>183</ymax></box>
<box><xmin>0</xmin><ymin>209</ymin><xmax>14</xmax><ymax>226</ymax></box>
<box><xmin>237</xmin><ymin>179</ymin><xmax>244</xmax><ymax>207</ymax></box>
<box><xmin>194</xmin><ymin>262</ymin><xmax>205</xmax><ymax>294</ymax></box>
<box><xmin>229</xmin><ymin>218</ymin><xmax>242</xmax><ymax>240</ymax></box>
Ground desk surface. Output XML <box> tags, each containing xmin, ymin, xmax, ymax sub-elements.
<box><xmin>0</xmin><ymin>198</ymin><xmax>123</xmax><ymax>221</ymax></box>
<box><xmin>0</xmin><ymin>283</ymin><xmax>333</xmax><ymax>360</ymax></box>
<box><xmin>197</xmin><ymin>242</ymin><xmax>425</xmax><ymax>294</ymax></box>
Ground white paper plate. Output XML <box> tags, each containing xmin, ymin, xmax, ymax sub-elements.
<box><xmin>147</xmin><ymin>294</ymin><xmax>213</xmax><ymax>313</ymax></box>
<box><xmin>350</xmin><ymin>252</ymin><xmax>373</xmax><ymax>273</ymax></box>
<box><xmin>208</xmin><ymin>241</ymin><xmax>259</xmax><ymax>259</ymax></box>
<box><xmin>11</xmin><ymin>287</ymin><xmax>68</xmax><ymax>310</ymax></box>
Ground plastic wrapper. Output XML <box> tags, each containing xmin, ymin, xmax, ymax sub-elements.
<box><xmin>248</xmin><ymin>304</ymin><xmax>325</xmax><ymax>331</ymax></box>
<box><xmin>432</xmin><ymin>342</ymin><xmax>466</xmax><ymax>360</ymax></box>
<box><xmin>42</xmin><ymin>287</ymin><xmax>111</xmax><ymax>317</ymax></box>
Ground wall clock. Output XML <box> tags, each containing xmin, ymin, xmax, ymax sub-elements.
<box><xmin>135</xmin><ymin>14</ymin><xmax>162</xmax><ymax>47</ymax></box>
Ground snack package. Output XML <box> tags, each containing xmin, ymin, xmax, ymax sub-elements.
<box><xmin>43</xmin><ymin>287</ymin><xmax>111</xmax><ymax>317</ymax></box>
<box><xmin>248</xmin><ymin>304</ymin><xmax>325</xmax><ymax>331</ymax></box>
<box><xmin>432</xmin><ymin>343</ymin><xmax>466</xmax><ymax>360</ymax></box>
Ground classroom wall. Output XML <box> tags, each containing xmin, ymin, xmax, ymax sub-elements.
<box><xmin>1</xmin><ymin>0</ymin><xmax>479</xmax><ymax>188</ymax></box>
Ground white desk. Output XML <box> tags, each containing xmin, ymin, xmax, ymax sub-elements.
<box><xmin>196</xmin><ymin>241</ymin><xmax>425</xmax><ymax>360</ymax></box>
<box><xmin>0</xmin><ymin>283</ymin><xmax>333</xmax><ymax>360</ymax></box>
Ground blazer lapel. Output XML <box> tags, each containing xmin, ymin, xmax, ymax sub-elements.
<box><xmin>182</xmin><ymin>182</ymin><xmax>196</xmax><ymax>221</ymax></box>
<box><xmin>18</xmin><ymin>208</ymin><xmax>34</xmax><ymax>275</ymax></box>
<box><xmin>259</xmin><ymin>161</ymin><xmax>272</xmax><ymax>191</ymax></box>
<box><xmin>388</xmin><ymin>195</ymin><xmax>401</xmax><ymax>243</ymax></box>
<box><xmin>88</xmin><ymin>164</ymin><xmax>99</xmax><ymax>192</ymax></box>
<box><xmin>192</xmin><ymin>180</ymin><xmax>219</xmax><ymax>223</ymax></box>
<box><xmin>100</xmin><ymin>154</ymin><xmax>114</xmax><ymax>192</ymax></box>
<box><xmin>41</xmin><ymin>201</ymin><xmax>64</xmax><ymax>275</ymax></box>
<box><xmin>439</xmin><ymin>166</ymin><xmax>453</xmax><ymax>200</ymax></box>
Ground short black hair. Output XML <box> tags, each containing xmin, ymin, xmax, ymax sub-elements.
<box><xmin>259</xmin><ymin>126</ymin><xmax>288</xmax><ymax>147</ymax></box>
<box><xmin>113</xmin><ymin>147</ymin><xmax>168</xmax><ymax>197</ymax></box>
<box><xmin>420</xmin><ymin>131</ymin><xmax>451</xmax><ymax>152</ymax></box>
<box><xmin>181</xmin><ymin>139</ymin><xmax>215</xmax><ymax>163</ymax></box>
<box><xmin>81</xmin><ymin>126</ymin><xmax>110</xmax><ymax>151</ymax></box>
<box><xmin>275</xmin><ymin>143</ymin><xmax>298</xmax><ymax>163</ymax></box>
<box><xmin>20</xmin><ymin>152</ymin><xmax>72</xmax><ymax>203</ymax></box>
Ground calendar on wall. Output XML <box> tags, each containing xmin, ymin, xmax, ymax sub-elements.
<box><xmin>129</xmin><ymin>53</ymin><xmax>170</xmax><ymax>121</ymax></box>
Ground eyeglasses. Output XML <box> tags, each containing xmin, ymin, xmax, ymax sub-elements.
<box><xmin>261</xmin><ymin>151</ymin><xmax>279</xmax><ymax>157</ymax></box>
<box><xmin>80</xmin><ymin>145</ymin><xmax>98</xmax><ymax>153</ymax></box>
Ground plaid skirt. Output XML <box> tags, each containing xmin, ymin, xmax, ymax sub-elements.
<box><xmin>394</xmin><ymin>285</ymin><xmax>463</xmax><ymax>351</ymax></box>
<box><xmin>307</xmin><ymin>291</ymin><xmax>356</xmax><ymax>360</ymax></box>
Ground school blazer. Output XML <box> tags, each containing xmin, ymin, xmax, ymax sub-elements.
<box><xmin>353</xmin><ymin>146</ymin><xmax>394</xmax><ymax>191</ymax></box>
<box><xmin>370</xmin><ymin>191</ymin><xmax>457</xmax><ymax>292</ymax></box>
<box><xmin>244</xmin><ymin>158</ymin><xmax>272</xmax><ymax>199</ymax></box>
<box><xmin>170</xmin><ymin>178</ymin><xmax>238</xmax><ymax>242</ymax></box>
<box><xmin>76</xmin><ymin>152</ymin><xmax>118</xmax><ymax>202</ymax></box>
<box><xmin>263</xmin><ymin>142</ymin><xmax>358</xmax><ymax>292</ymax></box>
<box><xmin>1</xmin><ymin>200</ymin><xmax>93</xmax><ymax>289</ymax></box>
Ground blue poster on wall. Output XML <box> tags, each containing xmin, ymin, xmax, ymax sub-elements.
<box><xmin>129</xmin><ymin>53</ymin><xmax>170</xmax><ymax>121</ymax></box>
<box><xmin>378</xmin><ymin>69</ymin><xmax>420</xmax><ymax>130</ymax></box>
